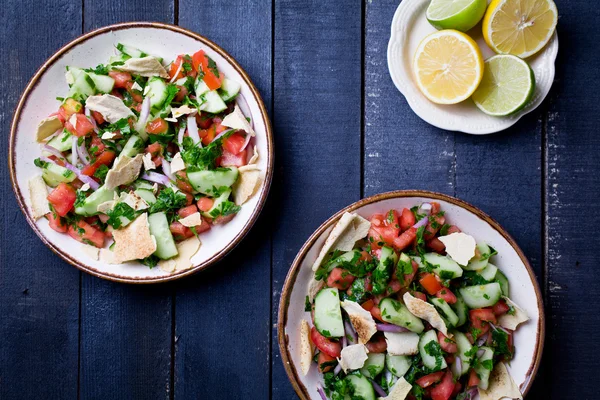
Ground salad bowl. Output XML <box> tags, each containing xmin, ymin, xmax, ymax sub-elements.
<box><xmin>9</xmin><ymin>22</ymin><xmax>273</xmax><ymax>283</ymax></box>
<box><xmin>278</xmin><ymin>190</ymin><xmax>543</xmax><ymax>399</ymax></box>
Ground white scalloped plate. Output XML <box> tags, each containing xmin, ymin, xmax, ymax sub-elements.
<box><xmin>387</xmin><ymin>0</ymin><xmax>558</xmax><ymax>134</ymax></box>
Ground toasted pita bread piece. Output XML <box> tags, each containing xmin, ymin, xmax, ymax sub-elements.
<box><xmin>81</xmin><ymin>244</ymin><xmax>100</xmax><ymax>261</ymax></box>
<box><xmin>28</xmin><ymin>175</ymin><xmax>50</xmax><ymax>220</ymax></box>
<box><xmin>179</xmin><ymin>212</ymin><xmax>203</xmax><ymax>227</ymax></box>
<box><xmin>232</xmin><ymin>164</ymin><xmax>261</xmax><ymax>205</ymax></box>
<box><xmin>118</xmin><ymin>56</ymin><xmax>169</xmax><ymax>78</ymax></box>
<box><xmin>337</xmin><ymin>344</ymin><xmax>368</xmax><ymax>373</ymax></box>
<box><xmin>112</xmin><ymin>213</ymin><xmax>157</xmax><ymax>263</ymax></box>
<box><xmin>36</xmin><ymin>115</ymin><xmax>63</xmax><ymax>142</ymax></box>
<box><xmin>311</xmin><ymin>212</ymin><xmax>371</xmax><ymax>272</ymax></box>
<box><xmin>384</xmin><ymin>332</ymin><xmax>420</xmax><ymax>356</ymax></box>
<box><xmin>247</xmin><ymin>146</ymin><xmax>259</xmax><ymax>165</ymax></box>
<box><xmin>105</xmin><ymin>154</ymin><xmax>143</xmax><ymax>189</ymax></box>
<box><xmin>341</xmin><ymin>300</ymin><xmax>377</xmax><ymax>344</ymax></box>
<box><xmin>379</xmin><ymin>377</ymin><xmax>413</xmax><ymax>400</ymax></box>
<box><xmin>170</xmin><ymin>152</ymin><xmax>186</xmax><ymax>173</ymax></box>
<box><xmin>498</xmin><ymin>297</ymin><xmax>529</xmax><ymax>330</ymax></box>
<box><xmin>307</xmin><ymin>277</ymin><xmax>325</xmax><ymax>303</ymax></box>
<box><xmin>221</xmin><ymin>105</ymin><xmax>255</xmax><ymax>136</ymax></box>
<box><xmin>158</xmin><ymin>236</ymin><xmax>201</xmax><ymax>273</ymax></box>
<box><xmin>142</xmin><ymin>152</ymin><xmax>156</xmax><ymax>170</ymax></box>
<box><xmin>85</xmin><ymin>94</ymin><xmax>135</xmax><ymax>124</ymax></box>
<box><xmin>478</xmin><ymin>362</ymin><xmax>523</xmax><ymax>400</ymax></box>
<box><xmin>99</xmin><ymin>248</ymin><xmax>118</xmax><ymax>264</ymax></box>
<box><xmin>299</xmin><ymin>320</ymin><xmax>313</xmax><ymax>376</ymax></box>
<box><xmin>403</xmin><ymin>292</ymin><xmax>449</xmax><ymax>337</ymax></box>
<box><xmin>438</xmin><ymin>232</ymin><xmax>476</xmax><ymax>266</ymax></box>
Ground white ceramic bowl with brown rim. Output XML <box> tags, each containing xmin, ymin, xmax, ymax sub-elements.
<box><xmin>278</xmin><ymin>190</ymin><xmax>544</xmax><ymax>399</ymax></box>
<box><xmin>9</xmin><ymin>22</ymin><xmax>273</xmax><ymax>283</ymax></box>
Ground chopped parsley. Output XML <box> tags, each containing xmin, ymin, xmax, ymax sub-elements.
<box><xmin>304</xmin><ymin>296</ymin><xmax>311</xmax><ymax>312</ymax></box>
<box><xmin>34</xmin><ymin>158</ymin><xmax>48</xmax><ymax>168</ymax></box>
<box><xmin>74</xmin><ymin>190</ymin><xmax>87</xmax><ymax>208</ymax></box>
<box><xmin>106</xmin><ymin>202</ymin><xmax>137</xmax><ymax>229</ymax></box>
<box><xmin>94</xmin><ymin>164</ymin><xmax>109</xmax><ymax>181</ymax></box>
<box><xmin>140</xmin><ymin>255</ymin><xmax>160</xmax><ymax>269</ymax></box>
<box><xmin>424</xmin><ymin>340</ymin><xmax>445</xmax><ymax>371</ymax></box>
<box><xmin>206</xmin><ymin>56</ymin><xmax>220</xmax><ymax>78</ymax></box>
<box><xmin>149</xmin><ymin>187</ymin><xmax>187</xmax><ymax>214</ymax></box>
<box><xmin>83</xmin><ymin>63</ymin><xmax>110</xmax><ymax>75</ymax></box>
<box><xmin>180</xmin><ymin>136</ymin><xmax>222</xmax><ymax>170</ymax></box>
<box><xmin>208</xmin><ymin>199</ymin><xmax>240</xmax><ymax>218</ymax></box>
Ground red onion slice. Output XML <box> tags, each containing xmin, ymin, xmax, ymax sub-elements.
<box><xmin>369</xmin><ymin>379</ymin><xmax>387</xmax><ymax>397</ymax></box>
<box><xmin>71</xmin><ymin>136</ymin><xmax>78</xmax><ymax>166</ymax></box>
<box><xmin>476</xmin><ymin>332</ymin><xmax>489</xmax><ymax>346</ymax></box>
<box><xmin>236</xmin><ymin>93</ymin><xmax>254</xmax><ymax>130</ymax></box>
<box><xmin>476</xmin><ymin>349</ymin><xmax>486</xmax><ymax>358</ymax></box>
<box><xmin>344</xmin><ymin>320</ymin><xmax>358</xmax><ymax>344</ymax></box>
<box><xmin>316</xmin><ymin>384</ymin><xmax>327</xmax><ymax>400</ymax></box>
<box><xmin>413</xmin><ymin>216</ymin><xmax>429</xmax><ymax>229</ymax></box>
<box><xmin>177</xmin><ymin>124</ymin><xmax>186</xmax><ymax>146</ymax></box>
<box><xmin>418</xmin><ymin>202</ymin><xmax>432</xmax><ymax>214</ymax></box>
<box><xmin>489</xmin><ymin>322</ymin><xmax>511</xmax><ymax>335</ymax></box>
<box><xmin>141</xmin><ymin>172</ymin><xmax>171</xmax><ymax>186</ymax></box>
<box><xmin>187</xmin><ymin>115</ymin><xmax>201</xmax><ymax>146</ymax></box>
<box><xmin>40</xmin><ymin>155</ymin><xmax>99</xmax><ymax>190</ymax></box>
<box><xmin>77</xmin><ymin>139</ymin><xmax>90</xmax><ymax>165</ymax></box>
<box><xmin>213</xmin><ymin>128</ymin><xmax>233</xmax><ymax>143</ymax></box>
<box><xmin>42</xmin><ymin>144</ymin><xmax>66</xmax><ymax>160</ymax></box>
<box><xmin>84</xmin><ymin>107</ymin><xmax>99</xmax><ymax>133</ymax></box>
<box><xmin>161</xmin><ymin>157</ymin><xmax>174</xmax><ymax>180</ymax></box>
<box><xmin>333</xmin><ymin>363</ymin><xmax>342</xmax><ymax>376</ymax></box>
<box><xmin>376</xmin><ymin>323</ymin><xmax>409</xmax><ymax>333</ymax></box>
<box><xmin>139</xmin><ymin>96</ymin><xmax>151</xmax><ymax>128</ymax></box>
<box><xmin>451</xmin><ymin>356</ymin><xmax>463</xmax><ymax>377</ymax></box>
<box><xmin>169</xmin><ymin>61</ymin><xmax>183</xmax><ymax>84</ymax></box>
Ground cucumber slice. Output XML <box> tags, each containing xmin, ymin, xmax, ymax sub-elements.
<box><xmin>218</xmin><ymin>78</ymin><xmax>241</xmax><ymax>101</ymax></box>
<box><xmin>360</xmin><ymin>353</ymin><xmax>385</xmax><ymax>379</ymax></box>
<box><xmin>451</xmin><ymin>292</ymin><xmax>468</xmax><ymax>327</ymax></box>
<box><xmin>145</xmin><ymin>77</ymin><xmax>169</xmax><ymax>110</ymax></box>
<box><xmin>379</xmin><ymin>298</ymin><xmax>424</xmax><ymax>333</ymax></box>
<box><xmin>148</xmin><ymin>212</ymin><xmax>178</xmax><ymax>259</ymax></box>
<box><xmin>459</xmin><ymin>283</ymin><xmax>502</xmax><ymax>308</ymax></box>
<box><xmin>314</xmin><ymin>288</ymin><xmax>344</xmax><ymax>338</ymax></box>
<box><xmin>419</xmin><ymin>330</ymin><xmax>447</xmax><ymax>371</ymax></box>
<box><xmin>46</xmin><ymin>131</ymin><xmax>72</xmax><ymax>152</ymax></box>
<box><xmin>119</xmin><ymin>135</ymin><xmax>145</xmax><ymax>159</ymax></box>
<box><xmin>464</xmin><ymin>243</ymin><xmax>491</xmax><ymax>271</ymax></box>
<box><xmin>423</xmin><ymin>253</ymin><xmax>463</xmax><ymax>279</ymax></box>
<box><xmin>322</xmin><ymin>250</ymin><xmax>360</xmax><ymax>274</ymax></box>
<box><xmin>116</xmin><ymin>43</ymin><xmax>148</xmax><ymax>58</ymax></box>
<box><xmin>133</xmin><ymin>179</ymin><xmax>155</xmax><ymax>190</ymax></box>
<box><xmin>75</xmin><ymin>186</ymin><xmax>116</xmax><ymax>216</ymax></box>
<box><xmin>109</xmin><ymin>53</ymin><xmax>131</xmax><ymax>65</ymax></box>
<box><xmin>430</xmin><ymin>297</ymin><xmax>459</xmax><ymax>327</ymax></box>
<box><xmin>201</xmin><ymin>189</ymin><xmax>233</xmax><ymax>219</ymax></box>
<box><xmin>475</xmin><ymin>346</ymin><xmax>494</xmax><ymax>390</ymax></box>
<box><xmin>495</xmin><ymin>270</ymin><xmax>510</xmax><ymax>297</ymax></box>
<box><xmin>187</xmin><ymin>168</ymin><xmax>239</xmax><ymax>195</ymax></box>
<box><xmin>67</xmin><ymin>72</ymin><xmax>95</xmax><ymax>100</ymax></box>
<box><xmin>452</xmin><ymin>331</ymin><xmax>472</xmax><ymax>377</ymax></box>
<box><xmin>88</xmin><ymin>73</ymin><xmax>115</xmax><ymax>94</ymax></box>
<box><xmin>386</xmin><ymin>354</ymin><xmax>411</xmax><ymax>378</ymax></box>
<box><xmin>194</xmin><ymin>78</ymin><xmax>210</xmax><ymax>97</ymax></box>
<box><xmin>372</xmin><ymin>246</ymin><xmax>398</xmax><ymax>295</ymax></box>
<box><xmin>477</xmin><ymin>263</ymin><xmax>498</xmax><ymax>281</ymax></box>
<box><xmin>65</xmin><ymin>67</ymin><xmax>84</xmax><ymax>86</ymax></box>
<box><xmin>199</xmin><ymin>90</ymin><xmax>227</xmax><ymax>114</ymax></box>
<box><xmin>345</xmin><ymin>374</ymin><xmax>375</xmax><ymax>400</ymax></box>
<box><xmin>134</xmin><ymin>189</ymin><xmax>156</xmax><ymax>205</ymax></box>
<box><xmin>42</xmin><ymin>163</ymin><xmax>76</xmax><ymax>187</ymax></box>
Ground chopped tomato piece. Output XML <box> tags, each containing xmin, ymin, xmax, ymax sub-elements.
<box><xmin>326</xmin><ymin>267</ymin><xmax>355</xmax><ymax>290</ymax></box>
<box><xmin>90</xmin><ymin>134</ymin><xmax>106</xmax><ymax>156</ymax></box>
<box><xmin>435</xmin><ymin>287</ymin><xmax>457</xmax><ymax>304</ymax></box>
<box><xmin>424</xmin><ymin>202</ymin><xmax>445</xmax><ymax>240</ymax></box>
<box><xmin>392</xmin><ymin>226</ymin><xmax>417</xmax><ymax>250</ymax></box>
<box><xmin>438</xmin><ymin>331</ymin><xmax>458</xmax><ymax>353</ymax></box>
<box><xmin>447</xmin><ymin>225</ymin><xmax>461</xmax><ymax>234</ymax></box>
<box><xmin>220</xmin><ymin>148</ymin><xmax>248</xmax><ymax>167</ymax></box>
<box><xmin>416</xmin><ymin>371</ymin><xmax>445</xmax><ymax>388</ymax></box>
<box><xmin>492</xmin><ymin>299</ymin><xmax>510</xmax><ymax>316</ymax></box>
<box><xmin>62</xmin><ymin>98</ymin><xmax>83</xmax><ymax>118</ymax></box>
<box><xmin>125</xmin><ymin>81</ymin><xmax>143</xmax><ymax>103</ymax></box>
<box><xmin>317</xmin><ymin>352</ymin><xmax>336</xmax><ymax>373</ymax></box>
<box><xmin>365</xmin><ymin>334</ymin><xmax>387</xmax><ymax>353</ymax></box>
<box><xmin>467</xmin><ymin>369</ymin><xmax>480</xmax><ymax>388</ymax></box>
<box><xmin>81</xmin><ymin>151</ymin><xmax>116</xmax><ymax>177</ymax></box>
<box><xmin>174</xmin><ymin>85</ymin><xmax>189</xmax><ymax>102</ymax></box>
<box><xmin>197</xmin><ymin>197</ymin><xmax>214</xmax><ymax>212</ymax></box>
<box><xmin>430</xmin><ymin>371</ymin><xmax>455</xmax><ymax>400</ymax></box>
<box><xmin>222</xmin><ymin>132</ymin><xmax>246</xmax><ymax>155</ymax></box>
<box><xmin>174</xmin><ymin>170</ymin><xmax>194</xmax><ymax>193</ymax></box>
<box><xmin>470</xmin><ymin>308</ymin><xmax>497</xmax><ymax>330</ymax></box>
<box><xmin>108</xmin><ymin>71</ymin><xmax>133</xmax><ymax>89</ymax></box>
<box><xmin>169</xmin><ymin>55</ymin><xmax>186</xmax><ymax>80</ymax></box>
<box><xmin>310</xmin><ymin>327</ymin><xmax>341</xmax><ymax>358</ymax></box>
<box><xmin>170</xmin><ymin>221</ymin><xmax>195</xmax><ymax>241</ymax></box>
<box><xmin>369</xmin><ymin>305</ymin><xmax>384</xmax><ymax>322</ymax></box>
<box><xmin>64</xmin><ymin>113</ymin><xmax>95</xmax><ymax>137</ymax></box>
<box><xmin>146</xmin><ymin>118</ymin><xmax>169</xmax><ymax>135</ymax></box>
<box><xmin>67</xmin><ymin>220</ymin><xmax>105</xmax><ymax>248</ymax></box>
<box><xmin>145</xmin><ymin>142</ymin><xmax>164</xmax><ymax>166</ymax></box>
<box><xmin>420</xmin><ymin>273</ymin><xmax>443</xmax><ymax>295</ymax></box>
<box><xmin>212</xmin><ymin>213</ymin><xmax>236</xmax><ymax>225</ymax></box>
<box><xmin>91</xmin><ymin>111</ymin><xmax>105</xmax><ymax>125</ymax></box>
<box><xmin>47</xmin><ymin>183</ymin><xmax>77</xmax><ymax>217</ymax></box>
<box><xmin>369</xmin><ymin>211</ymin><xmax>401</xmax><ymax>248</ymax></box>
<box><xmin>411</xmin><ymin>290</ymin><xmax>427</xmax><ymax>302</ymax></box>
<box><xmin>361</xmin><ymin>299</ymin><xmax>375</xmax><ymax>311</ymax></box>
<box><xmin>46</xmin><ymin>212</ymin><xmax>67</xmax><ymax>233</ymax></box>
<box><xmin>427</xmin><ymin>237</ymin><xmax>446</xmax><ymax>254</ymax></box>
<box><xmin>192</xmin><ymin>50</ymin><xmax>224</xmax><ymax>90</ymax></box>
<box><xmin>195</xmin><ymin>113</ymin><xmax>213</xmax><ymax>129</ymax></box>
<box><xmin>199</xmin><ymin>124</ymin><xmax>216</xmax><ymax>145</ymax></box>
<box><xmin>178</xmin><ymin>205</ymin><xmax>199</xmax><ymax>218</ymax></box>
<box><xmin>399</xmin><ymin>208</ymin><xmax>416</xmax><ymax>231</ymax></box>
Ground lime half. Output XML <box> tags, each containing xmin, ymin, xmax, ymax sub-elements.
<box><xmin>426</xmin><ymin>0</ymin><xmax>487</xmax><ymax>32</ymax></box>
<box><xmin>472</xmin><ymin>55</ymin><xmax>535</xmax><ymax>117</ymax></box>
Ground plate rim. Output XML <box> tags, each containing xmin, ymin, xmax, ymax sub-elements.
<box><xmin>386</xmin><ymin>0</ymin><xmax>559</xmax><ymax>135</ymax></box>
<box><xmin>277</xmin><ymin>189</ymin><xmax>545</xmax><ymax>399</ymax></box>
<box><xmin>8</xmin><ymin>21</ymin><xmax>274</xmax><ymax>284</ymax></box>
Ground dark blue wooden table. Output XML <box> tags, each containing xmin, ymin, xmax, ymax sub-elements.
<box><xmin>0</xmin><ymin>0</ymin><xmax>596</xmax><ymax>399</ymax></box>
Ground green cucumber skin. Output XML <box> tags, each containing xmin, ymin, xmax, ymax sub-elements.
<box><xmin>313</xmin><ymin>288</ymin><xmax>344</xmax><ymax>338</ymax></box>
<box><xmin>459</xmin><ymin>283</ymin><xmax>502</xmax><ymax>308</ymax></box>
<box><xmin>379</xmin><ymin>298</ymin><xmax>424</xmax><ymax>333</ymax></box>
<box><xmin>147</xmin><ymin>212</ymin><xmax>178</xmax><ymax>259</ymax></box>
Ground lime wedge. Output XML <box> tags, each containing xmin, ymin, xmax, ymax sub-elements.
<box><xmin>426</xmin><ymin>0</ymin><xmax>487</xmax><ymax>32</ymax></box>
<box><xmin>472</xmin><ymin>55</ymin><xmax>536</xmax><ymax>117</ymax></box>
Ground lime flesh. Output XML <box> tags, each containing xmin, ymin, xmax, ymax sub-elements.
<box><xmin>472</xmin><ymin>55</ymin><xmax>536</xmax><ymax>117</ymax></box>
<box><xmin>426</xmin><ymin>0</ymin><xmax>487</xmax><ymax>32</ymax></box>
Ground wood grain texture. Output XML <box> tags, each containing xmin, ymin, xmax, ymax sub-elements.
<box><xmin>271</xmin><ymin>0</ymin><xmax>363</xmax><ymax>397</ymax></box>
<box><xmin>364</xmin><ymin>0</ymin><xmax>455</xmax><ymax>197</ymax></box>
<box><xmin>78</xmin><ymin>2</ymin><xmax>175</xmax><ymax>399</ymax></box>
<box><xmin>544</xmin><ymin>0</ymin><xmax>600</xmax><ymax>397</ymax></box>
<box><xmin>176</xmin><ymin>2</ymin><xmax>273</xmax><ymax>398</ymax></box>
<box><xmin>0</xmin><ymin>1</ymin><xmax>81</xmax><ymax>399</ymax></box>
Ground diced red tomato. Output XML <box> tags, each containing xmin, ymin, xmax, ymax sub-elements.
<box><xmin>68</xmin><ymin>220</ymin><xmax>105</xmax><ymax>248</ymax></box>
<box><xmin>169</xmin><ymin>55</ymin><xmax>186</xmax><ymax>80</ymax></box>
<box><xmin>420</xmin><ymin>273</ymin><xmax>443</xmax><ymax>295</ymax></box>
<box><xmin>327</xmin><ymin>268</ymin><xmax>355</xmax><ymax>290</ymax></box>
<box><xmin>424</xmin><ymin>202</ymin><xmax>445</xmax><ymax>241</ymax></box>
<box><xmin>213</xmin><ymin>117</ymin><xmax>227</xmax><ymax>134</ymax></box>
<box><xmin>64</xmin><ymin>113</ymin><xmax>95</xmax><ymax>137</ymax></box>
<box><xmin>386</xmin><ymin>278</ymin><xmax>402</xmax><ymax>295</ymax></box>
<box><xmin>192</xmin><ymin>50</ymin><xmax>224</xmax><ymax>90</ymax></box>
<box><xmin>174</xmin><ymin>170</ymin><xmax>194</xmax><ymax>193</ymax></box>
<box><xmin>199</xmin><ymin>124</ymin><xmax>216</xmax><ymax>145</ymax></box>
<box><xmin>145</xmin><ymin>142</ymin><xmax>164</xmax><ymax>165</ymax></box>
<box><xmin>361</xmin><ymin>299</ymin><xmax>374</xmax><ymax>311</ymax></box>
<box><xmin>416</xmin><ymin>371</ymin><xmax>445</xmax><ymax>388</ymax></box>
<box><xmin>222</xmin><ymin>132</ymin><xmax>246</xmax><ymax>155</ymax></box>
<box><xmin>430</xmin><ymin>371</ymin><xmax>455</xmax><ymax>400</ymax></box>
<box><xmin>220</xmin><ymin>148</ymin><xmax>248</xmax><ymax>167</ymax></box>
<box><xmin>109</xmin><ymin>71</ymin><xmax>133</xmax><ymax>89</ymax></box>
<box><xmin>212</xmin><ymin>213</ymin><xmax>236</xmax><ymax>225</ymax></box>
<box><xmin>452</xmin><ymin>381</ymin><xmax>463</xmax><ymax>396</ymax></box>
<box><xmin>110</xmin><ymin>89</ymin><xmax>124</xmax><ymax>99</ymax></box>
<box><xmin>411</xmin><ymin>291</ymin><xmax>428</xmax><ymax>302</ymax></box>
<box><xmin>47</xmin><ymin>183</ymin><xmax>76</xmax><ymax>217</ymax></box>
<box><xmin>399</xmin><ymin>208</ymin><xmax>416</xmax><ymax>231</ymax></box>
<box><xmin>317</xmin><ymin>352</ymin><xmax>336</xmax><ymax>373</ymax></box>
<box><xmin>46</xmin><ymin>212</ymin><xmax>67</xmax><ymax>233</ymax></box>
<box><xmin>427</xmin><ymin>237</ymin><xmax>446</xmax><ymax>254</ymax></box>
<box><xmin>146</xmin><ymin>118</ymin><xmax>169</xmax><ymax>135</ymax></box>
<box><xmin>89</xmin><ymin>135</ymin><xmax>106</xmax><ymax>156</ymax></box>
<box><xmin>81</xmin><ymin>151</ymin><xmax>116</xmax><ymax>177</ymax></box>
<box><xmin>62</xmin><ymin>98</ymin><xmax>83</xmax><ymax>118</ymax></box>
<box><xmin>195</xmin><ymin>113</ymin><xmax>213</xmax><ymax>129</ymax></box>
<box><xmin>399</xmin><ymin>261</ymin><xmax>419</xmax><ymax>288</ymax></box>
<box><xmin>91</xmin><ymin>111</ymin><xmax>105</xmax><ymax>125</ymax></box>
<box><xmin>125</xmin><ymin>81</ymin><xmax>143</xmax><ymax>103</ymax></box>
<box><xmin>392</xmin><ymin>227</ymin><xmax>417</xmax><ymax>250</ymax></box>
<box><xmin>369</xmin><ymin>305</ymin><xmax>384</xmax><ymax>322</ymax></box>
<box><xmin>178</xmin><ymin>205</ymin><xmax>198</xmax><ymax>218</ymax></box>
<box><xmin>492</xmin><ymin>299</ymin><xmax>510</xmax><ymax>316</ymax></box>
<box><xmin>438</xmin><ymin>332</ymin><xmax>458</xmax><ymax>353</ymax></box>
<box><xmin>369</xmin><ymin>212</ymin><xmax>401</xmax><ymax>247</ymax></box>
<box><xmin>310</xmin><ymin>327</ymin><xmax>341</xmax><ymax>358</ymax></box>
<box><xmin>447</xmin><ymin>225</ymin><xmax>461</xmax><ymax>234</ymax></box>
<box><xmin>174</xmin><ymin>85</ymin><xmax>189</xmax><ymax>102</ymax></box>
<box><xmin>469</xmin><ymin>308</ymin><xmax>497</xmax><ymax>330</ymax></box>
<box><xmin>170</xmin><ymin>221</ymin><xmax>195</xmax><ymax>241</ymax></box>
<box><xmin>197</xmin><ymin>197</ymin><xmax>215</xmax><ymax>213</ymax></box>
<box><xmin>444</xmin><ymin>354</ymin><xmax>455</xmax><ymax>365</ymax></box>
<box><xmin>365</xmin><ymin>334</ymin><xmax>387</xmax><ymax>353</ymax></box>
<box><xmin>435</xmin><ymin>287</ymin><xmax>457</xmax><ymax>304</ymax></box>
<box><xmin>182</xmin><ymin>191</ymin><xmax>194</xmax><ymax>206</ymax></box>
<box><xmin>467</xmin><ymin>369</ymin><xmax>480</xmax><ymax>388</ymax></box>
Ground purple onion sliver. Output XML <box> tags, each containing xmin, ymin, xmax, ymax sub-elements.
<box><xmin>376</xmin><ymin>323</ymin><xmax>409</xmax><ymax>333</ymax></box>
<box><xmin>413</xmin><ymin>216</ymin><xmax>429</xmax><ymax>229</ymax></box>
<box><xmin>187</xmin><ymin>115</ymin><xmax>201</xmax><ymax>146</ymax></box>
<box><xmin>451</xmin><ymin>356</ymin><xmax>462</xmax><ymax>377</ymax></box>
<box><xmin>369</xmin><ymin>379</ymin><xmax>387</xmax><ymax>397</ymax></box>
<box><xmin>316</xmin><ymin>384</ymin><xmax>327</xmax><ymax>400</ymax></box>
<box><xmin>139</xmin><ymin>97</ymin><xmax>151</xmax><ymax>129</ymax></box>
<box><xmin>71</xmin><ymin>136</ymin><xmax>78</xmax><ymax>166</ymax></box>
<box><xmin>141</xmin><ymin>172</ymin><xmax>171</xmax><ymax>186</ymax></box>
<box><xmin>476</xmin><ymin>332</ymin><xmax>489</xmax><ymax>346</ymax></box>
<box><xmin>77</xmin><ymin>140</ymin><xmax>90</xmax><ymax>165</ymax></box>
<box><xmin>476</xmin><ymin>349</ymin><xmax>485</xmax><ymax>358</ymax></box>
<box><xmin>341</xmin><ymin>333</ymin><xmax>347</xmax><ymax>349</ymax></box>
<box><xmin>213</xmin><ymin>128</ymin><xmax>231</xmax><ymax>142</ymax></box>
<box><xmin>42</xmin><ymin>144</ymin><xmax>66</xmax><ymax>160</ymax></box>
<box><xmin>245</xmin><ymin>142</ymin><xmax>255</xmax><ymax>163</ymax></box>
<box><xmin>42</xmin><ymin>155</ymin><xmax>99</xmax><ymax>190</ymax></box>
<box><xmin>240</xmin><ymin>131</ymin><xmax>253</xmax><ymax>151</ymax></box>
<box><xmin>177</xmin><ymin>125</ymin><xmax>186</xmax><ymax>146</ymax></box>
<box><xmin>489</xmin><ymin>322</ymin><xmax>511</xmax><ymax>335</ymax></box>
<box><xmin>333</xmin><ymin>363</ymin><xmax>342</xmax><ymax>376</ymax></box>
<box><xmin>344</xmin><ymin>320</ymin><xmax>358</xmax><ymax>344</ymax></box>
<box><xmin>236</xmin><ymin>93</ymin><xmax>253</xmax><ymax>129</ymax></box>
<box><xmin>169</xmin><ymin>61</ymin><xmax>183</xmax><ymax>84</ymax></box>
<box><xmin>161</xmin><ymin>157</ymin><xmax>174</xmax><ymax>180</ymax></box>
<box><xmin>84</xmin><ymin>107</ymin><xmax>99</xmax><ymax>133</ymax></box>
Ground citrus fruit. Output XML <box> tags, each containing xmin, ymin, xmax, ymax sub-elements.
<box><xmin>426</xmin><ymin>0</ymin><xmax>488</xmax><ymax>32</ymax></box>
<box><xmin>472</xmin><ymin>54</ymin><xmax>535</xmax><ymax>116</ymax></box>
<box><xmin>483</xmin><ymin>0</ymin><xmax>558</xmax><ymax>58</ymax></box>
<box><xmin>413</xmin><ymin>30</ymin><xmax>484</xmax><ymax>105</ymax></box>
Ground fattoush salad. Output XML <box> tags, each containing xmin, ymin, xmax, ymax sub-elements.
<box><xmin>28</xmin><ymin>43</ymin><xmax>262</xmax><ymax>271</ymax></box>
<box><xmin>299</xmin><ymin>203</ymin><xmax>529</xmax><ymax>400</ymax></box>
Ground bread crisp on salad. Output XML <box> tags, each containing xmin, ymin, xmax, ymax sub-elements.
<box><xmin>28</xmin><ymin>43</ymin><xmax>261</xmax><ymax>270</ymax></box>
<box><xmin>302</xmin><ymin>203</ymin><xmax>528</xmax><ymax>400</ymax></box>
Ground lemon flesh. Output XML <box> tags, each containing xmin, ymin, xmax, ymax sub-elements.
<box><xmin>483</xmin><ymin>0</ymin><xmax>558</xmax><ymax>58</ymax></box>
<box><xmin>413</xmin><ymin>30</ymin><xmax>484</xmax><ymax>105</ymax></box>
<box><xmin>472</xmin><ymin>55</ymin><xmax>535</xmax><ymax>116</ymax></box>
<box><xmin>427</xmin><ymin>0</ymin><xmax>488</xmax><ymax>32</ymax></box>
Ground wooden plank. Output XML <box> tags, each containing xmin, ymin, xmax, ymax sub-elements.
<box><xmin>175</xmin><ymin>1</ymin><xmax>272</xmax><ymax>399</ymax></box>
<box><xmin>78</xmin><ymin>2</ymin><xmax>174</xmax><ymax>400</ymax></box>
<box><xmin>0</xmin><ymin>1</ymin><xmax>81</xmax><ymax>399</ymax></box>
<box><xmin>544</xmin><ymin>0</ymin><xmax>600</xmax><ymax>396</ymax></box>
<box><xmin>271</xmin><ymin>0</ymin><xmax>363</xmax><ymax>397</ymax></box>
<box><xmin>364</xmin><ymin>0</ymin><xmax>455</xmax><ymax>197</ymax></box>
